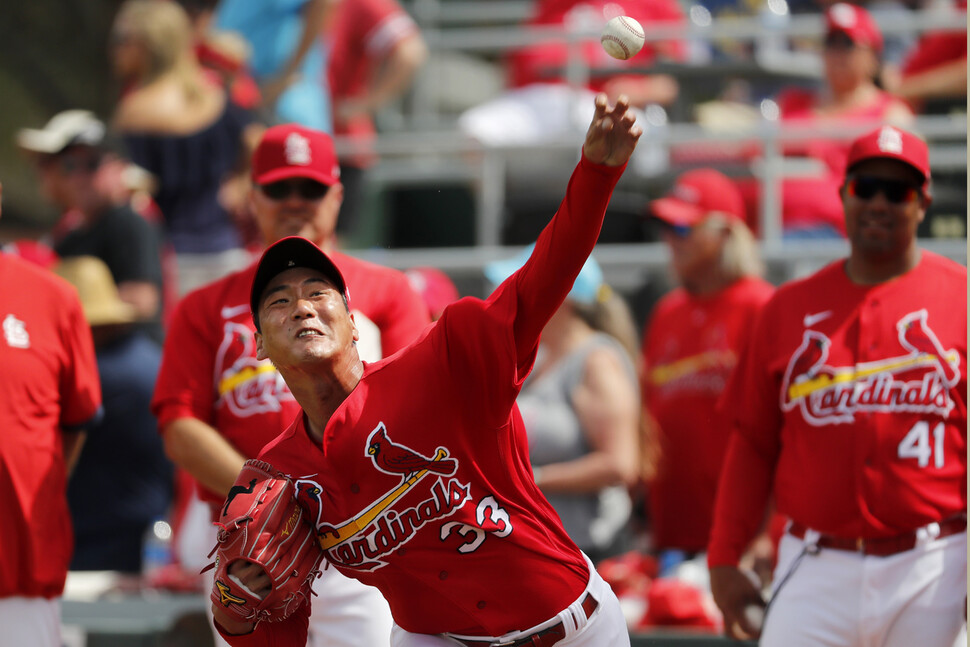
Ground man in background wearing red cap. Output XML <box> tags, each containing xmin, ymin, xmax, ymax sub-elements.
<box><xmin>151</xmin><ymin>124</ymin><xmax>430</xmax><ymax>647</ymax></box>
<box><xmin>640</xmin><ymin>169</ymin><xmax>774</xmax><ymax>588</ymax></box>
<box><xmin>708</xmin><ymin>126</ymin><xmax>967</xmax><ymax>645</ymax></box>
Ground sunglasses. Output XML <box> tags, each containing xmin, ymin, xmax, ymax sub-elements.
<box><xmin>660</xmin><ymin>221</ymin><xmax>693</xmax><ymax>238</ymax></box>
<box><xmin>824</xmin><ymin>32</ymin><xmax>858</xmax><ymax>51</ymax></box>
<box><xmin>260</xmin><ymin>179</ymin><xmax>329</xmax><ymax>201</ymax></box>
<box><xmin>40</xmin><ymin>154</ymin><xmax>100</xmax><ymax>175</ymax></box>
<box><xmin>847</xmin><ymin>176</ymin><xmax>921</xmax><ymax>204</ymax></box>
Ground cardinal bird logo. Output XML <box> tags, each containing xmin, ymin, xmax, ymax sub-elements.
<box><xmin>366</xmin><ymin>423</ymin><xmax>458</xmax><ymax>481</ymax></box>
<box><xmin>898</xmin><ymin>309</ymin><xmax>960</xmax><ymax>383</ymax></box>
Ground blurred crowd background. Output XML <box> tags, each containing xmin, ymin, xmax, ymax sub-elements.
<box><xmin>0</xmin><ymin>0</ymin><xmax>965</xmax><ymax>644</ymax></box>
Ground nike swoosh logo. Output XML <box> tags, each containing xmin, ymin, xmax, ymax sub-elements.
<box><xmin>221</xmin><ymin>304</ymin><xmax>251</xmax><ymax>319</ymax></box>
<box><xmin>803</xmin><ymin>310</ymin><xmax>833</xmax><ymax>327</ymax></box>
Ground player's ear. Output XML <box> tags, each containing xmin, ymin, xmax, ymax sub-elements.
<box><xmin>255</xmin><ymin>331</ymin><xmax>268</xmax><ymax>361</ymax></box>
<box><xmin>349</xmin><ymin>311</ymin><xmax>359</xmax><ymax>343</ymax></box>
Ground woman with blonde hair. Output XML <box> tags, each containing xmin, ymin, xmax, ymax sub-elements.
<box><xmin>641</xmin><ymin>168</ymin><xmax>775</xmax><ymax>576</ymax></box>
<box><xmin>111</xmin><ymin>0</ymin><xmax>257</xmax><ymax>295</ymax></box>
<box><xmin>486</xmin><ymin>250</ymin><xmax>642</xmax><ymax>563</ymax></box>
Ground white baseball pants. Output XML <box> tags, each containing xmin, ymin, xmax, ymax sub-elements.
<box><xmin>761</xmin><ymin>530</ymin><xmax>966</xmax><ymax>647</ymax></box>
<box><xmin>0</xmin><ymin>596</ymin><xmax>60</xmax><ymax>647</ymax></box>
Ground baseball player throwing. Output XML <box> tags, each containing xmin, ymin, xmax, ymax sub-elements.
<box><xmin>211</xmin><ymin>93</ymin><xmax>641</xmax><ymax>646</ymax></box>
<box><xmin>708</xmin><ymin>125</ymin><xmax>967</xmax><ymax>646</ymax></box>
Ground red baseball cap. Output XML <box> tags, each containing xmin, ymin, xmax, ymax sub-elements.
<box><xmin>251</xmin><ymin>124</ymin><xmax>341</xmax><ymax>186</ymax></box>
<box><xmin>845</xmin><ymin>125</ymin><xmax>931</xmax><ymax>189</ymax></box>
<box><xmin>250</xmin><ymin>236</ymin><xmax>348</xmax><ymax>331</ymax></box>
<box><xmin>650</xmin><ymin>169</ymin><xmax>746</xmax><ymax>227</ymax></box>
<box><xmin>826</xmin><ymin>3</ymin><xmax>883</xmax><ymax>54</ymax></box>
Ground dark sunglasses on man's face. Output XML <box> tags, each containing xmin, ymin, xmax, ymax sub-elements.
<box><xmin>824</xmin><ymin>32</ymin><xmax>857</xmax><ymax>51</ymax></box>
<box><xmin>260</xmin><ymin>179</ymin><xmax>329</xmax><ymax>201</ymax></box>
<box><xmin>660</xmin><ymin>221</ymin><xmax>693</xmax><ymax>238</ymax></box>
<box><xmin>846</xmin><ymin>176</ymin><xmax>921</xmax><ymax>204</ymax></box>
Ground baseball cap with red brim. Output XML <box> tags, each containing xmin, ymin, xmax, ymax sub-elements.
<box><xmin>250</xmin><ymin>236</ymin><xmax>349</xmax><ymax>331</ymax></box>
<box><xmin>650</xmin><ymin>169</ymin><xmax>746</xmax><ymax>227</ymax></box>
<box><xmin>251</xmin><ymin>124</ymin><xmax>341</xmax><ymax>187</ymax></box>
<box><xmin>845</xmin><ymin>125</ymin><xmax>931</xmax><ymax>192</ymax></box>
<box><xmin>825</xmin><ymin>3</ymin><xmax>883</xmax><ymax>54</ymax></box>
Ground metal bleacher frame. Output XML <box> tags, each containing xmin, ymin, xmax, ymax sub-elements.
<box><xmin>334</xmin><ymin>0</ymin><xmax>966</xmax><ymax>293</ymax></box>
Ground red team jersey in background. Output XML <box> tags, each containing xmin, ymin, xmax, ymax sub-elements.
<box><xmin>642</xmin><ymin>276</ymin><xmax>775</xmax><ymax>552</ymax></box>
<box><xmin>709</xmin><ymin>252</ymin><xmax>967</xmax><ymax>566</ymax></box>
<box><xmin>0</xmin><ymin>254</ymin><xmax>102</xmax><ymax>597</ymax></box>
<box><xmin>151</xmin><ymin>251</ymin><xmax>430</xmax><ymax>507</ymax></box>
<box><xmin>327</xmin><ymin>0</ymin><xmax>419</xmax><ymax>166</ymax></box>
<box><xmin>221</xmin><ymin>156</ymin><xmax>625</xmax><ymax>645</ymax></box>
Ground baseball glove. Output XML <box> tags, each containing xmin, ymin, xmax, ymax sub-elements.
<box><xmin>204</xmin><ymin>459</ymin><xmax>325</xmax><ymax>625</ymax></box>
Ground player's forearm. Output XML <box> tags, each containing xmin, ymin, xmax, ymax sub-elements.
<box><xmin>707</xmin><ymin>432</ymin><xmax>776</xmax><ymax>567</ymax></box>
<box><xmin>897</xmin><ymin>58</ymin><xmax>968</xmax><ymax>101</ymax></box>
<box><xmin>278</xmin><ymin>0</ymin><xmax>333</xmax><ymax>82</ymax></box>
<box><xmin>62</xmin><ymin>431</ymin><xmax>86</xmax><ymax>476</ymax></box>
<box><xmin>163</xmin><ymin>417</ymin><xmax>247</xmax><ymax>496</ymax></box>
<box><xmin>366</xmin><ymin>37</ymin><xmax>428</xmax><ymax>111</ymax></box>
<box><xmin>535</xmin><ymin>450</ymin><xmax>636</xmax><ymax>493</ymax></box>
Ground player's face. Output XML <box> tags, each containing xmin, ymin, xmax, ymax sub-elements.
<box><xmin>662</xmin><ymin>217</ymin><xmax>727</xmax><ymax>286</ymax></box>
<box><xmin>841</xmin><ymin>159</ymin><xmax>926</xmax><ymax>260</ymax></box>
<box><xmin>823</xmin><ymin>32</ymin><xmax>877</xmax><ymax>92</ymax></box>
<box><xmin>254</xmin><ymin>267</ymin><xmax>358</xmax><ymax>370</ymax></box>
<box><xmin>250</xmin><ymin>178</ymin><xmax>344</xmax><ymax>247</ymax></box>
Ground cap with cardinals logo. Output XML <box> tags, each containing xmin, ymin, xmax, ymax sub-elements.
<box><xmin>251</xmin><ymin>124</ymin><xmax>341</xmax><ymax>187</ymax></box>
<box><xmin>826</xmin><ymin>3</ymin><xmax>883</xmax><ymax>54</ymax></box>
<box><xmin>650</xmin><ymin>168</ymin><xmax>747</xmax><ymax>227</ymax></box>
<box><xmin>845</xmin><ymin>125</ymin><xmax>931</xmax><ymax>191</ymax></box>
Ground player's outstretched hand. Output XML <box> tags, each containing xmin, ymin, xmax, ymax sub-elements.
<box><xmin>710</xmin><ymin>565</ymin><xmax>766</xmax><ymax>641</ymax></box>
<box><xmin>582</xmin><ymin>93</ymin><xmax>642</xmax><ymax>167</ymax></box>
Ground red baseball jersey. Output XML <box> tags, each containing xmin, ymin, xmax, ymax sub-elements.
<box><xmin>327</xmin><ymin>0</ymin><xmax>418</xmax><ymax>149</ymax></box>
<box><xmin>642</xmin><ymin>276</ymin><xmax>774</xmax><ymax>552</ymax></box>
<box><xmin>708</xmin><ymin>252</ymin><xmax>967</xmax><ymax>567</ymax></box>
<box><xmin>218</xmin><ymin>156</ymin><xmax>625</xmax><ymax>644</ymax></box>
<box><xmin>0</xmin><ymin>253</ymin><xmax>102</xmax><ymax>597</ymax></box>
<box><xmin>151</xmin><ymin>251</ymin><xmax>430</xmax><ymax>505</ymax></box>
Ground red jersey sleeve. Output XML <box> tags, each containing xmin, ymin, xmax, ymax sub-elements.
<box><xmin>215</xmin><ymin>609</ymin><xmax>308</xmax><ymax>646</ymax></box>
<box><xmin>365</xmin><ymin>268</ymin><xmax>430</xmax><ymax>355</ymax></box>
<box><xmin>58</xmin><ymin>290</ymin><xmax>102</xmax><ymax>429</ymax></box>
<box><xmin>151</xmin><ymin>288</ymin><xmax>219</xmax><ymax>429</ymax></box>
<box><xmin>707</xmin><ymin>296</ymin><xmax>785</xmax><ymax>567</ymax></box>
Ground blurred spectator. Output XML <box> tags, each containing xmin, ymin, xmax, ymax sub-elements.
<box><xmin>459</xmin><ymin>0</ymin><xmax>686</xmax><ymax>147</ymax></box>
<box><xmin>16</xmin><ymin>109</ymin><xmax>166</xmax><ymax>344</ymax></box>
<box><xmin>213</xmin><ymin>0</ymin><xmax>334</xmax><ymax>131</ymax></box>
<box><xmin>737</xmin><ymin>3</ymin><xmax>914</xmax><ymax>238</ymax></box>
<box><xmin>327</xmin><ymin>0</ymin><xmax>428</xmax><ymax>236</ymax></box>
<box><xmin>895</xmin><ymin>0</ymin><xmax>967</xmax><ymax>114</ymax></box>
<box><xmin>405</xmin><ymin>266</ymin><xmax>460</xmax><ymax>321</ymax></box>
<box><xmin>175</xmin><ymin>0</ymin><xmax>263</xmax><ymax>110</ymax></box>
<box><xmin>0</xmin><ymin>180</ymin><xmax>102</xmax><ymax>647</ymax></box>
<box><xmin>486</xmin><ymin>249</ymin><xmax>641</xmax><ymax>564</ymax></box>
<box><xmin>54</xmin><ymin>256</ymin><xmax>173</xmax><ymax>574</ymax></box>
<box><xmin>640</xmin><ymin>170</ymin><xmax>774</xmax><ymax>576</ymax></box>
<box><xmin>110</xmin><ymin>0</ymin><xmax>256</xmax><ymax>295</ymax></box>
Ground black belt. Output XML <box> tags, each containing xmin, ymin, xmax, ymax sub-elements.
<box><xmin>788</xmin><ymin>515</ymin><xmax>966</xmax><ymax>557</ymax></box>
<box><xmin>448</xmin><ymin>593</ymin><xmax>598</xmax><ymax>647</ymax></box>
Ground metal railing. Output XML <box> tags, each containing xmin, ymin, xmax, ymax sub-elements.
<box><xmin>335</xmin><ymin>2</ymin><xmax>967</xmax><ymax>282</ymax></box>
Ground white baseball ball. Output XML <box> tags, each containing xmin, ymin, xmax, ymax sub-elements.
<box><xmin>600</xmin><ymin>16</ymin><xmax>645</xmax><ymax>60</ymax></box>
<box><xmin>743</xmin><ymin>603</ymin><xmax>765</xmax><ymax>633</ymax></box>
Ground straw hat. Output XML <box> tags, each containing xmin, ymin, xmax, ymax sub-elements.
<box><xmin>53</xmin><ymin>256</ymin><xmax>137</xmax><ymax>326</ymax></box>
